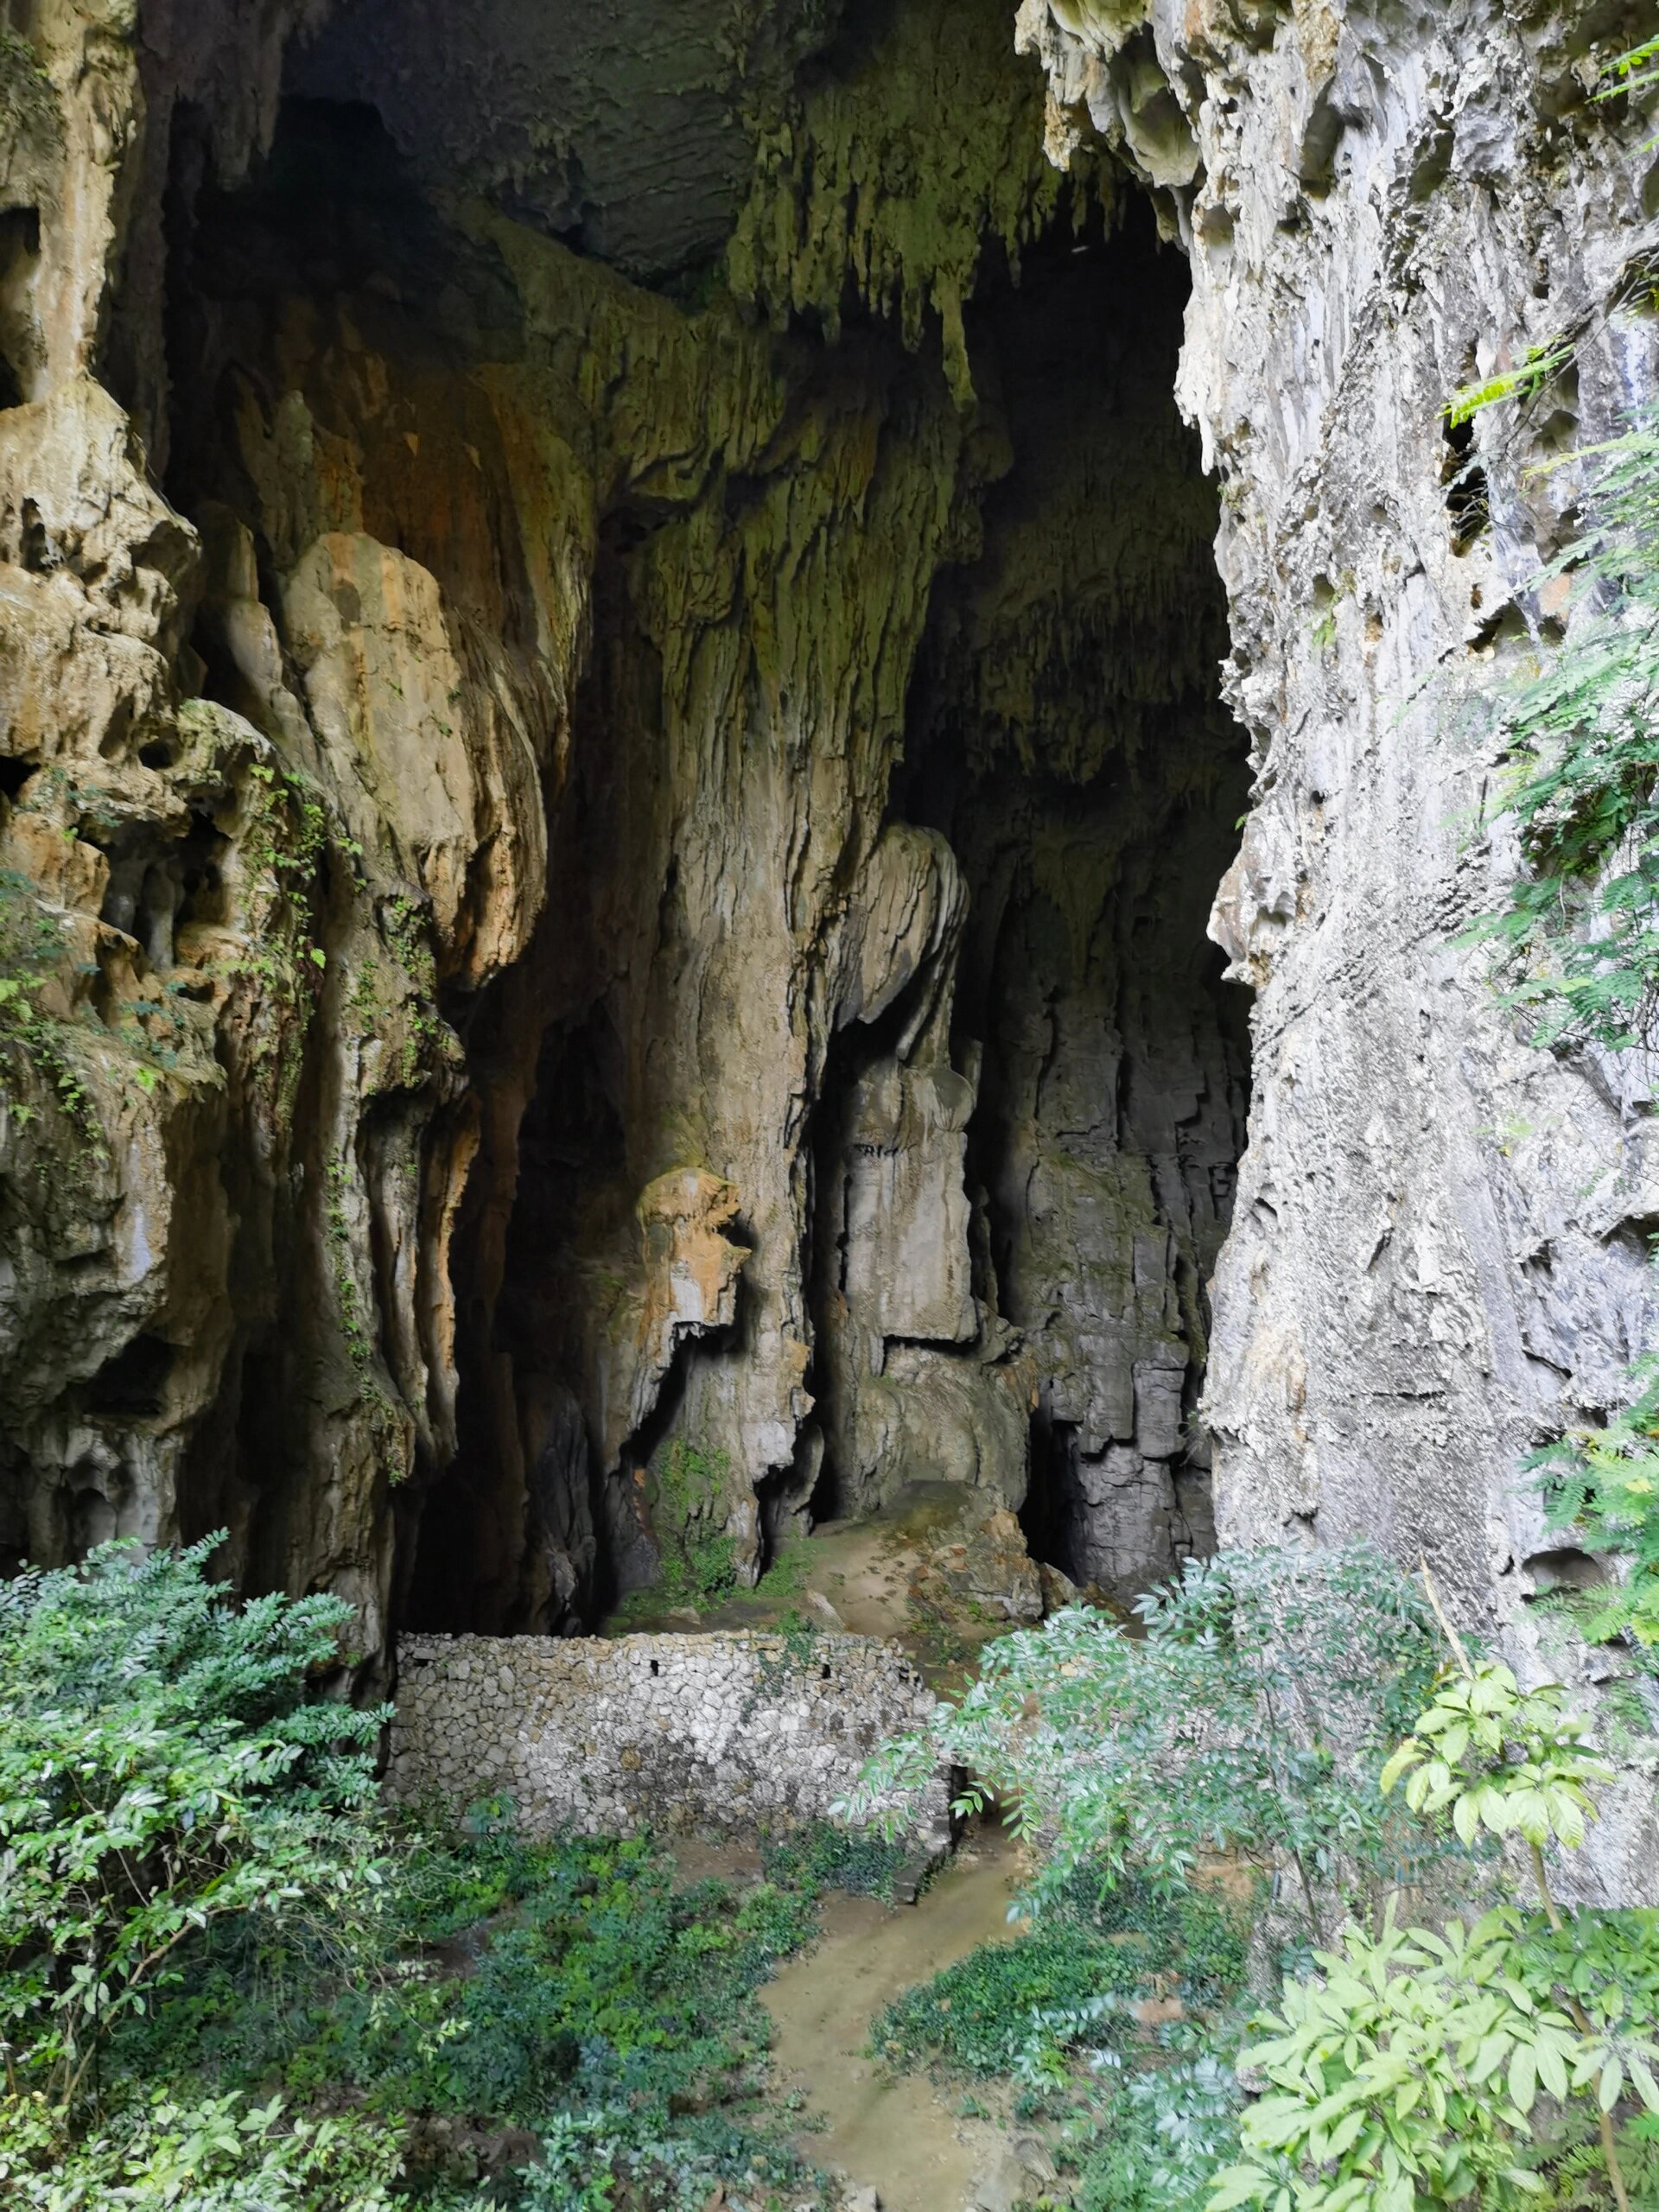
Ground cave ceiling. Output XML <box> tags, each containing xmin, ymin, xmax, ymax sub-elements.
<box><xmin>288</xmin><ymin>0</ymin><xmax>846</xmax><ymax>284</ymax></box>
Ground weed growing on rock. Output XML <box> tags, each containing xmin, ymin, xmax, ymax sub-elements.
<box><xmin>1470</xmin><ymin>406</ymin><xmax>1659</xmax><ymax>1052</ymax></box>
<box><xmin>1529</xmin><ymin>1353</ymin><xmax>1659</xmax><ymax>1660</ymax></box>
<box><xmin>644</xmin><ymin>1438</ymin><xmax>741</xmax><ymax>1610</ymax></box>
<box><xmin>0</xmin><ymin>867</ymin><xmax>102</xmax><ymax>1147</ymax></box>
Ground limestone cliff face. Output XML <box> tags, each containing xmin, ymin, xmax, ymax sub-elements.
<box><xmin>1013</xmin><ymin>0</ymin><xmax>1659</xmax><ymax>1613</ymax></box>
<box><xmin>0</xmin><ymin>0</ymin><xmax>1656</xmax><ymax>1800</ymax></box>
<box><xmin>1012</xmin><ymin>0</ymin><xmax>1659</xmax><ymax>1889</ymax></box>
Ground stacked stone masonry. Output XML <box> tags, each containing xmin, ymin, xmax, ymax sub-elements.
<box><xmin>388</xmin><ymin>1631</ymin><xmax>953</xmax><ymax>1851</ymax></box>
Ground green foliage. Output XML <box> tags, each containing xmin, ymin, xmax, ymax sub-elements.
<box><xmin>0</xmin><ymin>2088</ymin><xmax>408</xmax><ymax>2211</ymax></box>
<box><xmin>152</xmin><ymin>1812</ymin><xmax>813</xmax><ymax>2127</ymax></box>
<box><xmin>2</xmin><ymin>1540</ymin><xmax>825</xmax><ymax>2209</ymax></box>
<box><xmin>872</xmin><ymin>1881</ymin><xmax>1247</xmax><ymax>2080</ymax></box>
<box><xmin>105</xmin><ymin>1799</ymin><xmax>826</xmax><ymax>2203</ymax></box>
<box><xmin>1471</xmin><ymin>408</ymin><xmax>1659</xmax><ymax>1051</ymax></box>
<box><xmin>762</xmin><ymin>1818</ymin><xmax>913</xmax><ymax>1905</ymax></box>
<box><xmin>874</xmin><ymin>1925</ymin><xmax>1145</xmax><ymax>2078</ymax></box>
<box><xmin>843</xmin><ymin>1546</ymin><xmax>1440</xmax><ymax>1937</ymax></box>
<box><xmin>1070</xmin><ymin>2037</ymin><xmax>1248</xmax><ymax>2212</ymax></box>
<box><xmin>1211</xmin><ymin>1908</ymin><xmax>1640</xmax><ymax>2212</ymax></box>
<box><xmin>0</xmin><ymin>867</ymin><xmax>100</xmax><ymax>1143</ymax></box>
<box><xmin>1211</xmin><ymin>1651</ymin><xmax>1659</xmax><ymax>2212</ymax></box>
<box><xmin>1531</xmin><ymin>1356</ymin><xmax>1659</xmax><ymax>1652</ymax></box>
<box><xmin>750</xmin><ymin>1545</ymin><xmax>810</xmax><ymax>1603</ymax></box>
<box><xmin>1525</xmin><ymin>2111</ymin><xmax>1659</xmax><ymax>2210</ymax></box>
<box><xmin>519</xmin><ymin>2103</ymin><xmax>811</xmax><ymax>2212</ymax></box>
<box><xmin>646</xmin><ymin>1439</ymin><xmax>740</xmax><ymax>1610</ymax></box>
<box><xmin>1381</xmin><ymin>1659</ymin><xmax>1615</xmax><ymax>1851</ymax></box>
<box><xmin>1447</xmin><ymin>346</ymin><xmax>1575</xmax><ymax>429</ymax></box>
<box><xmin>0</xmin><ymin>1536</ymin><xmax>384</xmax><ymax>2109</ymax></box>
<box><xmin>1597</xmin><ymin>36</ymin><xmax>1659</xmax><ymax>106</ymax></box>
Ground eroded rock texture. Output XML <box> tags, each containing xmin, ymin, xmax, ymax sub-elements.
<box><xmin>1014</xmin><ymin>0</ymin><xmax>1659</xmax><ymax>1888</ymax></box>
<box><xmin>1</xmin><ymin>0</ymin><xmax>1656</xmax><ymax>1846</ymax></box>
<box><xmin>1013</xmin><ymin>1</ymin><xmax>1659</xmax><ymax>1606</ymax></box>
<box><xmin>0</xmin><ymin>0</ymin><xmax>1241</xmax><ymax>1650</ymax></box>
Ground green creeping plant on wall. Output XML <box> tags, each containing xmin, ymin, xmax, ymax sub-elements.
<box><xmin>1464</xmin><ymin>405</ymin><xmax>1659</xmax><ymax>1054</ymax></box>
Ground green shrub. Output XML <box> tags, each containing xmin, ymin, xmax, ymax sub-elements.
<box><xmin>645</xmin><ymin>1439</ymin><xmax>740</xmax><ymax>1609</ymax></box>
<box><xmin>874</xmin><ymin>1924</ymin><xmax>1149</xmax><ymax>2076</ymax></box>
<box><xmin>1531</xmin><ymin>1351</ymin><xmax>1659</xmax><ymax>1656</ymax></box>
<box><xmin>843</xmin><ymin>1545</ymin><xmax>1440</xmax><ymax>1937</ymax></box>
<box><xmin>872</xmin><ymin>1881</ymin><xmax>1247</xmax><ymax>2080</ymax></box>
<box><xmin>1211</xmin><ymin>1640</ymin><xmax>1659</xmax><ymax>2211</ymax></box>
<box><xmin>764</xmin><ymin>1817</ymin><xmax>916</xmax><ymax>1904</ymax></box>
<box><xmin>1470</xmin><ymin>406</ymin><xmax>1659</xmax><ymax>1052</ymax></box>
<box><xmin>0</xmin><ymin>2089</ymin><xmax>409</xmax><ymax>2212</ymax></box>
<box><xmin>0</xmin><ymin>1535</ymin><xmax>385</xmax><ymax>2107</ymax></box>
<box><xmin>1071</xmin><ymin>2039</ymin><xmax>1247</xmax><ymax>2212</ymax></box>
<box><xmin>1</xmin><ymin>1540</ymin><xmax>824</xmax><ymax>2209</ymax></box>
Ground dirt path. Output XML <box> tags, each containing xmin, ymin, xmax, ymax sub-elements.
<box><xmin>761</xmin><ymin>1818</ymin><xmax>1024</xmax><ymax>2212</ymax></box>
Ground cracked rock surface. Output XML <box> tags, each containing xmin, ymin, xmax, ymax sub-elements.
<box><xmin>0</xmin><ymin>0</ymin><xmax>1656</xmax><ymax>1904</ymax></box>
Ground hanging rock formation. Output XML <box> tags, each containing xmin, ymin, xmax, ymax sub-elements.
<box><xmin>0</xmin><ymin>0</ymin><xmax>1655</xmax><ymax>1750</ymax></box>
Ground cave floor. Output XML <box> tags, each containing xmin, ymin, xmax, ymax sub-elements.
<box><xmin>601</xmin><ymin>1480</ymin><xmax>1113</xmax><ymax>1688</ymax></box>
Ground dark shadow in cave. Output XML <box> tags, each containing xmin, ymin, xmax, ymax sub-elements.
<box><xmin>403</xmin><ymin>509</ymin><xmax>671</xmax><ymax>1635</ymax></box>
<box><xmin>154</xmin><ymin>77</ymin><xmax>1250</xmax><ymax>1634</ymax></box>
<box><xmin>804</xmin><ymin>199</ymin><xmax>1251</xmax><ymax>1604</ymax></box>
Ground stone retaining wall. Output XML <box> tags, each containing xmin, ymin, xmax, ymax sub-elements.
<box><xmin>387</xmin><ymin>1630</ymin><xmax>953</xmax><ymax>1849</ymax></box>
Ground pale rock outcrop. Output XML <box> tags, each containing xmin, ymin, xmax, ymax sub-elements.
<box><xmin>1016</xmin><ymin>0</ymin><xmax>1659</xmax><ymax>1883</ymax></box>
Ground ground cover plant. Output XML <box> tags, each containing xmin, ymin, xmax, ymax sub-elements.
<box><xmin>866</xmin><ymin>1873</ymin><xmax>1252</xmax><ymax>2210</ymax></box>
<box><xmin>0</xmin><ymin>1537</ymin><xmax>835</xmax><ymax>2211</ymax></box>
<box><xmin>845</xmin><ymin>1543</ymin><xmax>1443</xmax><ymax>1939</ymax></box>
<box><xmin>851</xmin><ymin>1547</ymin><xmax>1659</xmax><ymax>2211</ymax></box>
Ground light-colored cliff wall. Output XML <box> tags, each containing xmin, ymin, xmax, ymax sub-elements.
<box><xmin>1016</xmin><ymin>0</ymin><xmax>1659</xmax><ymax>1640</ymax></box>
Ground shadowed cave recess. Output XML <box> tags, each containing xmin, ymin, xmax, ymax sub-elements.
<box><xmin>144</xmin><ymin>0</ymin><xmax>1249</xmax><ymax>1641</ymax></box>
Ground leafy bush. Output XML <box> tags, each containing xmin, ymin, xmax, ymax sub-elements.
<box><xmin>874</xmin><ymin>1923</ymin><xmax>1150</xmax><ymax>2077</ymax></box>
<box><xmin>1071</xmin><ymin>2039</ymin><xmax>1248</xmax><ymax>2212</ymax></box>
<box><xmin>0</xmin><ymin>2088</ymin><xmax>408</xmax><ymax>2212</ymax></box>
<box><xmin>0</xmin><ymin>1536</ymin><xmax>384</xmax><ymax>2107</ymax></box>
<box><xmin>843</xmin><ymin>1545</ymin><xmax>1440</xmax><ymax>1937</ymax></box>
<box><xmin>872</xmin><ymin>1879</ymin><xmax>1247</xmax><ymax>2082</ymax></box>
<box><xmin>763</xmin><ymin>1818</ymin><xmax>916</xmax><ymax>1904</ymax></box>
<box><xmin>1211</xmin><ymin>1633</ymin><xmax>1659</xmax><ymax>2212</ymax></box>
<box><xmin>638</xmin><ymin>1439</ymin><xmax>740</xmax><ymax>1611</ymax></box>
<box><xmin>115</xmin><ymin>1808</ymin><xmax>823</xmax><ymax>2186</ymax></box>
<box><xmin>1471</xmin><ymin>408</ymin><xmax>1659</xmax><ymax>1052</ymax></box>
<box><xmin>1530</xmin><ymin>1352</ymin><xmax>1659</xmax><ymax>1655</ymax></box>
<box><xmin>1</xmin><ymin>1540</ymin><xmax>827</xmax><ymax>2210</ymax></box>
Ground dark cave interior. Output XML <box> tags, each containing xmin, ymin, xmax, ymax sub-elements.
<box><xmin>147</xmin><ymin>69</ymin><xmax>1249</xmax><ymax>1631</ymax></box>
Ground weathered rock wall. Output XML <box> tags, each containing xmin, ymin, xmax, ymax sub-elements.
<box><xmin>1012</xmin><ymin>0</ymin><xmax>1659</xmax><ymax>1669</ymax></box>
<box><xmin>6</xmin><ymin>0</ymin><xmax>1235</xmax><ymax>1648</ymax></box>
<box><xmin>386</xmin><ymin>1629</ymin><xmax>953</xmax><ymax>1848</ymax></box>
<box><xmin>7</xmin><ymin>0</ymin><xmax>1657</xmax><ymax>1730</ymax></box>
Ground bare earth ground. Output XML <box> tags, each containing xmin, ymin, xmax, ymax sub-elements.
<box><xmin>602</xmin><ymin>1480</ymin><xmax>1073</xmax><ymax>1688</ymax></box>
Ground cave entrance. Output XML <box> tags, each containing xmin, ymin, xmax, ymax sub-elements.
<box><xmin>805</xmin><ymin>200</ymin><xmax>1250</xmax><ymax>1606</ymax></box>
<box><xmin>148</xmin><ymin>62</ymin><xmax>1249</xmax><ymax>1637</ymax></box>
